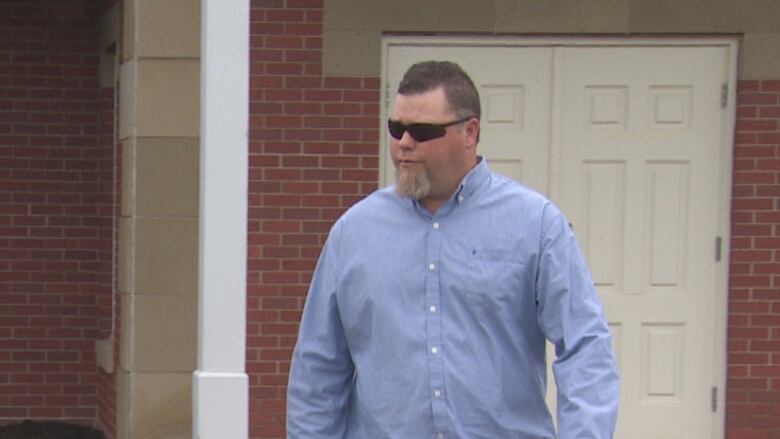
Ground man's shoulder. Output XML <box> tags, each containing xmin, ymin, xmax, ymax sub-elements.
<box><xmin>335</xmin><ymin>186</ymin><xmax>402</xmax><ymax>224</ymax></box>
<box><xmin>348</xmin><ymin>185</ymin><xmax>398</xmax><ymax>211</ymax></box>
<box><xmin>485</xmin><ymin>172</ymin><xmax>551</xmax><ymax>208</ymax></box>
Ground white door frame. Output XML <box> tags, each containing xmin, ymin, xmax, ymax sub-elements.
<box><xmin>380</xmin><ymin>35</ymin><xmax>738</xmax><ymax>439</ymax></box>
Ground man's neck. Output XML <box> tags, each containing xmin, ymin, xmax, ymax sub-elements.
<box><xmin>421</xmin><ymin>158</ymin><xmax>479</xmax><ymax>214</ymax></box>
<box><xmin>421</xmin><ymin>197</ymin><xmax>447</xmax><ymax>215</ymax></box>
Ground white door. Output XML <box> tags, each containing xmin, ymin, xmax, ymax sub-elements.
<box><xmin>382</xmin><ymin>38</ymin><xmax>734</xmax><ymax>439</ymax></box>
<box><xmin>555</xmin><ymin>46</ymin><xmax>729</xmax><ymax>439</ymax></box>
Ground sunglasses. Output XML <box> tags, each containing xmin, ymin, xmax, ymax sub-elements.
<box><xmin>387</xmin><ymin>117</ymin><xmax>473</xmax><ymax>142</ymax></box>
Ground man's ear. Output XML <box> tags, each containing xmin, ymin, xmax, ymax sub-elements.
<box><xmin>464</xmin><ymin>118</ymin><xmax>480</xmax><ymax>150</ymax></box>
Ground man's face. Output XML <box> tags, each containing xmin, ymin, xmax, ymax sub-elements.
<box><xmin>389</xmin><ymin>87</ymin><xmax>477</xmax><ymax>206</ymax></box>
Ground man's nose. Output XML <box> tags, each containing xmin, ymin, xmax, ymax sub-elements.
<box><xmin>398</xmin><ymin>131</ymin><xmax>415</xmax><ymax>149</ymax></box>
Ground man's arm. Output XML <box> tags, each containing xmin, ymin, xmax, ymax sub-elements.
<box><xmin>535</xmin><ymin>203</ymin><xmax>620</xmax><ymax>438</ymax></box>
<box><xmin>287</xmin><ymin>222</ymin><xmax>354</xmax><ymax>438</ymax></box>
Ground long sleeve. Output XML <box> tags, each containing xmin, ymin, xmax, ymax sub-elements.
<box><xmin>287</xmin><ymin>221</ymin><xmax>354</xmax><ymax>438</ymax></box>
<box><xmin>535</xmin><ymin>203</ymin><xmax>620</xmax><ymax>438</ymax></box>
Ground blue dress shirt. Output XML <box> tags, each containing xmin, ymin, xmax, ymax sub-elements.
<box><xmin>287</xmin><ymin>158</ymin><xmax>620</xmax><ymax>438</ymax></box>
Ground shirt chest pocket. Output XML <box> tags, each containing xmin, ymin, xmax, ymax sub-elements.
<box><xmin>465</xmin><ymin>247</ymin><xmax>525</xmax><ymax>311</ymax></box>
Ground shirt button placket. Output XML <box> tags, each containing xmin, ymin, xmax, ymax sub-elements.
<box><xmin>426</xmin><ymin>218</ymin><xmax>447</xmax><ymax>435</ymax></box>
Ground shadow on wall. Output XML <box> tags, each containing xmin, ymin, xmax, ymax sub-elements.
<box><xmin>0</xmin><ymin>421</ymin><xmax>105</xmax><ymax>439</ymax></box>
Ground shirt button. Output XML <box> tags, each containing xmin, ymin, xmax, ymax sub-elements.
<box><xmin>431</xmin><ymin>346</ymin><xmax>438</xmax><ymax>354</ymax></box>
<box><xmin>432</xmin><ymin>222</ymin><xmax>439</xmax><ymax>229</ymax></box>
<box><xmin>429</xmin><ymin>305</ymin><xmax>437</xmax><ymax>313</ymax></box>
<box><xmin>437</xmin><ymin>434</ymin><xmax>444</xmax><ymax>439</ymax></box>
<box><xmin>428</xmin><ymin>263</ymin><xmax>436</xmax><ymax>271</ymax></box>
<box><xmin>458</xmin><ymin>195</ymin><xmax>464</xmax><ymax>203</ymax></box>
<box><xmin>434</xmin><ymin>389</ymin><xmax>441</xmax><ymax>398</ymax></box>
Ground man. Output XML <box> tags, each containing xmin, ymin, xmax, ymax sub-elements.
<box><xmin>287</xmin><ymin>60</ymin><xmax>620</xmax><ymax>438</ymax></box>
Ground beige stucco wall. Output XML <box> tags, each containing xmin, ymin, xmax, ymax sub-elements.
<box><xmin>324</xmin><ymin>0</ymin><xmax>780</xmax><ymax>79</ymax></box>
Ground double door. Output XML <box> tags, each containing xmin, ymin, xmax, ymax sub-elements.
<box><xmin>383</xmin><ymin>38</ymin><xmax>735</xmax><ymax>439</ymax></box>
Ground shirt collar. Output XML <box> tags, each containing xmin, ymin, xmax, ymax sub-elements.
<box><xmin>454</xmin><ymin>156</ymin><xmax>490</xmax><ymax>205</ymax></box>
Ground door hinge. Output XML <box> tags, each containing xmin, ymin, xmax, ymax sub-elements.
<box><xmin>715</xmin><ymin>236</ymin><xmax>722</xmax><ymax>262</ymax></box>
<box><xmin>720</xmin><ymin>83</ymin><xmax>728</xmax><ymax>109</ymax></box>
<box><xmin>711</xmin><ymin>386</ymin><xmax>718</xmax><ymax>412</ymax></box>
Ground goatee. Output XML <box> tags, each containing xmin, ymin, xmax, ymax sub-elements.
<box><xmin>395</xmin><ymin>167</ymin><xmax>431</xmax><ymax>200</ymax></box>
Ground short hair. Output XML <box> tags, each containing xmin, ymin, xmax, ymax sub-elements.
<box><xmin>397</xmin><ymin>61</ymin><xmax>481</xmax><ymax>120</ymax></box>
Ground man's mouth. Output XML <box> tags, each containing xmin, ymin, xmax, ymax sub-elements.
<box><xmin>397</xmin><ymin>159</ymin><xmax>419</xmax><ymax>167</ymax></box>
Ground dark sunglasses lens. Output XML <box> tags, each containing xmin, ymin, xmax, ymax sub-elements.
<box><xmin>388</xmin><ymin>120</ymin><xmax>405</xmax><ymax>139</ymax></box>
<box><xmin>388</xmin><ymin>120</ymin><xmax>446</xmax><ymax>142</ymax></box>
<box><xmin>408</xmin><ymin>125</ymin><xmax>445</xmax><ymax>142</ymax></box>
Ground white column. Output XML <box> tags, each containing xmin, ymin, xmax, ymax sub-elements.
<box><xmin>193</xmin><ymin>0</ymin><xmax>249</xmax><ymax>438</ymax></box>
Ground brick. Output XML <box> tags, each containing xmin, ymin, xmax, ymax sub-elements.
<box><xmin>285</xmin><ymin>49</ymin><xmax>321</xmax><ymax>63</ymax></box>
<box><xmin>267</xmin><ymin>9</ymin><xmax>304</xmax><ymax>22</ymax></box>
<box><xmin>756</xmin><ymin>185</ymin><xmax>780</xmax><ymax>196</ymax></box>
<box><xmin>753</xmin><ymin>341</ymin><xmax>780</xmax><ymax>352</ymax></box>
<box><xmin>302</xmin><ymin>165</ymin><xmax>339</xmax><ymax>181</ymax></box>
<box><xmin>739</xmin><ymin>93</ymin><xmax>779</xmax><ymax>106</ymax></box>
<box><xmin>281</xmin><ymin>208</ymin><xmax>318</xmax><ymax>220</ymax></box>
<box><xmin>758</xmin><ymin>132</ymin><xmax>780</xmax><ymax>145</ymax></box>
<box><xmin>322</xmin><ymin>129</ymin><xmax>361</xmax><ymax>141</ymax></box>
<box><xmin>342</xmin><ymin>169</ymin><xmax>377</xmax><ymax>182</ymax></box>
<box><xmin>727</xmin><ymin>427</ymin><xmax>768</xmax><ymax>439</ymax></box>
<box><xmin>739</xmin><ymin>81</ymin><xmax>762</xmax><ymax>92</ymax></box>
<box><xmin>344</xmin><ymin>90</ymin><xmax>380</xmax><ymax>102</ymax></box>
<box><xmin>266</xmin><ymin>36</ymin><xmax>303</xmax><ymax>50</ymax></box>
<box><xmin>283</xmin><ymin>128</ymin><xmax>321</xmax><ymax>141</ymax></box>
<box><xmin>761</xmin><ymin>81</ymin><xmax>780</xmax><ymax>92</ymax></box>
<box><xmin>252</xmin><ymin>0</ymin><xmax>284</xmax><ymax>7</ymax></box>
<box><xmin>284</xmin><ymin>23</ymin><xmax>322</xmax><ymax>36</ymax></box>
<box><xmin>324</xmin><ymin>77</ymin><xmax>362</xmax><ymax>89</ymax></box>
<box><xmin>304</xmin><ymin>37</ymin><xmax>323</xmax><ymax>50</ymax></box>
<box><xmin>730</xmin><ymin>301</ymin><xmax>771</xmax><ymax>313</ymax></box>
<box><xmin>262</xmin><ymin>221</ymin><xmax>301</xmax><ymax>234</ymax></box>
<box><xmin>283</xmin><ymin>102</ymin><xmax>321</xmax><ymax>114</ymax></box>
<box><xmin>287</xmin><ymin>0</ymin><xmax>324</xmax><ymax>8</ymax></box>
<box><xmin>265</xmin><ymin>168</ymin><xmax>301</xmax><ymax>181</ymax></box>
<box><xmin>736</xmin><ymin>119</ymin><xmax>778</xmax><ymax>131</ymax></box>
<box><xmin>323</xmin><ymin>102</ymin><xmax>362</xmax><ymax>115</ymax></box>
<box><xmin>305</xmin><ymin>10</ymin><xmax>324</xmax><ymax>22</ymax></box>
<box><xmin>732</xmin><ymin>199</ymin><xmax>774</xmax><ymax>210</ymax></box>
<box><xmin>266</xmin><ymin>62</ymin><xmax>304</xmax><ymax>75</ymax></box>
<box><xmin>760</xmin><ymin>106</ymin><xmax>780</xmax><ymax>118</ymax></box>
<box><xmin>303</xmin><ymin>89</ymin><xmax>341</xmax><ymax>102</ymax></box>
<box><xmin>285</xmin><ymin>75</ymin><xmax>322</xmax><ymax>88</ymax></box>
<box><xmin>731</xmin><ymin>353</ymin><xmax>771</xmax><ymax>365</ymax></box>
<box><xmin>754</xmin><ymin>238</ymin><xmax>780</xmax><ymax>249</ymax></box>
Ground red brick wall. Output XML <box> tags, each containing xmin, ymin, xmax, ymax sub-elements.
<box><xmin>728</xmin><ymin>80</ymin><xmax>780</xmax><ymax>439</ymax></box>
<box><xmin>247</xmin><ymin>0</ymin><xmax>379</xmax><ymax>437</ymax></box>
<box><xmin>0</xmin><ymin>0</ymin><xmax>114</xmax><ymax>426</ymax></box>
